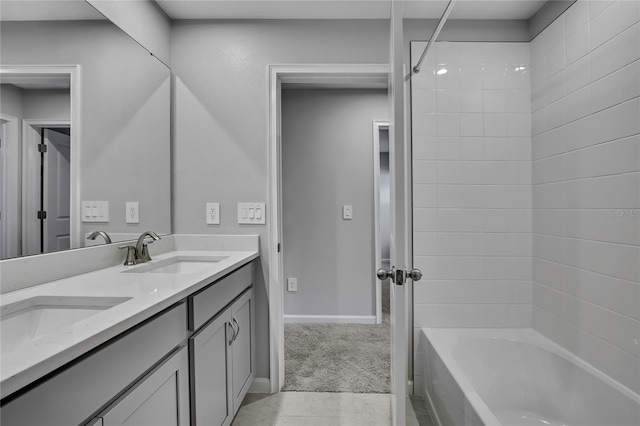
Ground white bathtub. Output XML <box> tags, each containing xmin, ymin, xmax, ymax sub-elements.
<box><xmin>419</xmin><ymin>328</ymin><xmax>640</xmax><ymax>426</ymax></box>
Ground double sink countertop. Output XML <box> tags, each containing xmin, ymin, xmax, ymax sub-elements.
<box><xmin>0</xmin><ymin>235</ymin><xmax>259</xmax><ymax>400</ymax></box>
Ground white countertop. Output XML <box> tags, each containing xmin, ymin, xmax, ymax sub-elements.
<box><xmin>0</xmin><ymin>249</ymin><xmax>258</xmax><ymax>400</ymax></box>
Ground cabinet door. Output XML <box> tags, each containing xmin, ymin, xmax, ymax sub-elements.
<box><xmin>190</xmin><ymin>311</ymin><xmax>233</xmax><ymax>426</ymax></box>
<box><xmin>101</xmin><ymin>346</ymin><xmax>190</xmax><ymax>426</ymax></box>
<box><xmin>231</xmin><ymin>289</ymin><xmax>254</xmax><ymax>413</ymax></box>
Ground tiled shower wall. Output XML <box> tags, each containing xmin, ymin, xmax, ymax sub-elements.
<box><xmin>531</xmin><ymin>0</ymin><xmax>640</xmax><ymax>393</ymax></box>
<box><xmin>410</xmin><ymin>42</ymin><xmax>533</xmax><ymax>394</ymax></box>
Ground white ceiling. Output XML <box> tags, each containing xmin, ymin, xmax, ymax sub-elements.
<box><xmin>0</xmin><ymin>0</ymin><xmax>548</xmax><ymax>22</ymax></box>
<box><xmin>156</xmin><ymin>0</ymin><xmax>548</xmax><ymax>20</ymax></box>
<box><xmin>0</xmin><ymin>0</ymin><xmax>105</xmax><ymax>21</ymax></box>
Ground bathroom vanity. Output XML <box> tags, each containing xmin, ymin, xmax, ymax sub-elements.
<box><xmin>0</xmin><ymin>235</ymin><xmax>259</xmax><ymax>426</ymax></box>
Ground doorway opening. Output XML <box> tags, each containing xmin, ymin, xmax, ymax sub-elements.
<box><xmin>279</xmin><ymin>88</ymin><xmax>390</xmax><ymax>393</ymax></box>
<box><xmin>373</xmin><ymin>121</ymin><xmax>391</xmax><ymax>325</ymax></box>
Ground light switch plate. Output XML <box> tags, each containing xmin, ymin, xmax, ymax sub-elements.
<box><xmin>126</xmin><ymin>202</ymin><xmax>139</xmax><ymax>224</ymax></box>
<box><xmin>343</xmin><ymin>205</ymin><xmax>353</xmax><ymax>220</ymax></box>
<box><xmin>238</xmin><ymin>202</ymin><xmax>266</xmax><ymax>224</ymax></box>
<box><xmin>287</xmin><ymin>278</ymin><xmax>298</xmax><ymax>292</ymax></box>
<box><xmin>206</xmin><ymin>202</ymin><xmax>220</xmax><ymax>224</ymax></box>
<box><xmin>81</xmin><ymin>201</ymin><xmax>109</xmax><ymax>223</ymax></box>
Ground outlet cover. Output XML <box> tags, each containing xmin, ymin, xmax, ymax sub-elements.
<box><xmin>287</xmin><ymin>278</ymin><xmax>297</xmax><ymax>292</ymax></box>
<box><xmin>206</xmin><ymin>202</ymin><xmax>220</xmax><ymax>224</ymax></box>
<box><xmin>126</xmin><ymin>202</ymin><xmax>139</xmax><ymax>224</ymax></box>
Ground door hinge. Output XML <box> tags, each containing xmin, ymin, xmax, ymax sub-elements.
<box><xmin>38</xmin><ymin>143</ymin><xmax>47</xmax><ymax>153</ymax></box>
<box><xmin>37</xmin><ymin>211</ymin><xmax>47</xmax><ymax>220</ymax></box>
<box><xmin>277</xmin><ymin>243</ymin><xmax>281</xmax><ymax>253</ymax></box>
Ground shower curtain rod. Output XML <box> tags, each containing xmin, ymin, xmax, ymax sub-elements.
<box><xmin>412</xmin><ymin>0</ymin><xmax>457</xmax><ymax>74</ymax></box>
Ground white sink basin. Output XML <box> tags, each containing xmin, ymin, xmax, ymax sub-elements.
<box><xmin>122</xmin><ymin>255</ymin><xmax>229</xmax><ymax>274</ymax></box>
<box><xmin>1</xmin><ymin>296</ymin><xmax>132</xmax><ymax>350</ymax></box>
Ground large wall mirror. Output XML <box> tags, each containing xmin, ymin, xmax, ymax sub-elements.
<box><xmin>0</xmin><ymin>0</ymin><xmax>171</xmax><ymax>260</ymax></box>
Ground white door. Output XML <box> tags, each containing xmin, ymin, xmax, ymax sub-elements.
<box><xmin>0</xmin><ymin>121</ymin><xmax>5</xmax><ymax>259</ymax></box>
<box><xmin>43</xmin><ymin>128</ymin><xmax>71</xmax><ymax>253</ymax></box>
<box><xmin>384</xmin><ymin>1</ymin><xmax>419</xmax><ymax>425</ymax></box>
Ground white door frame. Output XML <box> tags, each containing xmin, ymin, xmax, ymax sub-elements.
<box><xmin>0</xmin><ymin>113</ymin><xmax>20</xmax><ymax>258</ymax></box>
<box><xmin>373</xmin><ymin>120</ymin><xmax>389</xmax><ymax>325</ymax></box>
<box><xmin>1</xmin><ymin>65</ymin><xmax>81</xmax><ymax>250</ymax></box>
<box><xmin>267</xmin><ymin>64</ymin><xmax>389</xmax><ymax>393</ymax></box>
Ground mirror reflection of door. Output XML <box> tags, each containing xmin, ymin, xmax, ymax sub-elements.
<box><xmin>43</xmin><ymin>128</ymin><xmax>71</xmax><ymax>253</ymax></box>
<box><xmin>21</xmin><ymin>125</ymin><xmax>71</xmax><ymax>256</ymax></box>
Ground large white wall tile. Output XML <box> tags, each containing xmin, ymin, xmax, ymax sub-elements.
<box><xmin>589</xmin><ymin>0</ymin><xmax>616</xmax><ymax>19</ymax></box>
<box><xmin>589</xmin><ymin>1</ymin><xmax>621</xmax><ymax>50</ymax></box>
<box><xmin>591</xmin><ymin>22</ymin><xmax>640</xmax><ymax>81</ymax></box>
<box><xmin>545</xmin><ymin>18</ymin><xmax>566</xmax><ymax>78</ymax></box>
<box><xmin>620</xmin><ymin>0</ymin><xmax>640</xmax><ymax>30</ymax></box>
<box><xmin>565</xmin><ymin>54</ymin><xmax>591</xmax><ymax>94</ymax></box>
<box><xmin>590</xmin><ymin>60</ymin><xmax>640</xmax><ymax>114</ymax></box>
<box><xmin>564</xmin><ymin>0</ymin><xmax>590</xmax><ymax>36</ymax></box>
<box><xmin>565</xmin><ymin>24</ymin><xmax>590</xmax><ymax>65</ymax></box>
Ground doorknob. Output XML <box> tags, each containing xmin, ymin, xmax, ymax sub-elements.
<box><xmin>408</xmin><ymin>269</ymin><xmax>422</xmax><ymax>281</ymax></box>
<box><xmin>376</xmin><ymin>267</ymin><xmax>395</xmax><ymax>282</ymax></box>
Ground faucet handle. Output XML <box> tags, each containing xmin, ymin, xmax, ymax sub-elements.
<box><xmin>118</xmin><ymin>245</ymin><xmax>137</xmax><ymax>266</ymax></box>
<box><xmin>140</xmin><ymin>241</ymin><xmax>154</xmax><ymax>262</ymax></box>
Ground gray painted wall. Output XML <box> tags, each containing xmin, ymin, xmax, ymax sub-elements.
<box><xmin>23</xmin><ymin>89</ymin><xmax>71</xmax><ymax>120</ymax></box>
<box><xmin>87</xmin><ymin>0</ymin><xmax>171</xmax><ymax>66</ymax></box>
<box><xmin>0</xmin><ymin>85</ymin><xmax>24</xmax><ymax>118</ymax></box>
<box><xmin>1</xmin><ymin>86</ymin><xmax>71</xmax><ymax>120</ymax></box>
<box><xmin>171</xmin><ymin>18</ymin><xmax>532</xmax><ymax>379</ymax></box>
<box><xmin>281</xmin><ymin>89</ymin><xmax>388</xmax><ymax>318</ymax></box>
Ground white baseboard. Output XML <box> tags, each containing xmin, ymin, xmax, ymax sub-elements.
<box><xmin>284</xmin><ymin>315</ymin><xmax>376</xmax><ymax>324</ymax></box>
<box><xmin>248</xmin><ymin>377</ymin><xmax>271</xmax><ymax>393</ymax></box>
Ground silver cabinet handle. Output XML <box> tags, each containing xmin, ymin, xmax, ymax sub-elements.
<box><xmin>228</xmin><ymin>321</ymin><xmax>235</xmax><ymax>345</ymax></box>
<box><xmin>232</xmin><ymin>317</ymin><xmax>240</xmax><ymax>342</ymax></box>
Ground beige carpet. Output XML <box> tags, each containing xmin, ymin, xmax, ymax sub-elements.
<box><xmin>283</xmin><ymin>280</ymin><xmax>391</xmax><ymax>393</ymax></box>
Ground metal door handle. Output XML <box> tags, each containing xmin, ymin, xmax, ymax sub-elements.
<box><xmin>376</xmin><ymin>267</ymin><xmax>395</xmax><ymax>282</ymax></box>
<box><xmin>408</xmin><ymin>269</ymin><xmax>423</xmax><ymax>281</ymax></box>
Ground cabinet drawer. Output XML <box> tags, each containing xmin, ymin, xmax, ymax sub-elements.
<box><xmin>189</xmin><ymin>263</ymin><xmax>252</xmax><ymax>331</ymax></box>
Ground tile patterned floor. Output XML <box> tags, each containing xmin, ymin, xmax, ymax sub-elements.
<box><xmin>231</xmin><ymin>392</ymin><xmax>434</xmax><ymax>426</ymax></box>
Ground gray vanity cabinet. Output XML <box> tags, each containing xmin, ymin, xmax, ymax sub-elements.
<box><xmin>230</xmin><ymin>290</ymin><xmax>254</xmax><ymax>411</ymax></box>
<box><xmin>190</xmin><ymin>311</ymin><xmax>234</xmax><ymax>426</ymax></box>
<box><xmin>190</xmin><ymin>288</ymin><xmax>255</xmax><ymax>426</ymax></box>
<box><xmin>189</xmin><ymin>263</ymin><xmax>255</xmax><ymax>426</ymax></box>
<box><xmin>99</xmin><ymin>346</ymin><xmax>190</xmax><ymax>426</ymax></box>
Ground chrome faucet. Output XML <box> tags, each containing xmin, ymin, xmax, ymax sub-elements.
<box><xmin>87</xmin><ymin>231</ymin><xmax>112</xmax><ymax>244</ymax></box>
<box><xmin>135</xmin><ymin>231</ymin><xmax>161</xmax><ymax>263</ymax></box>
